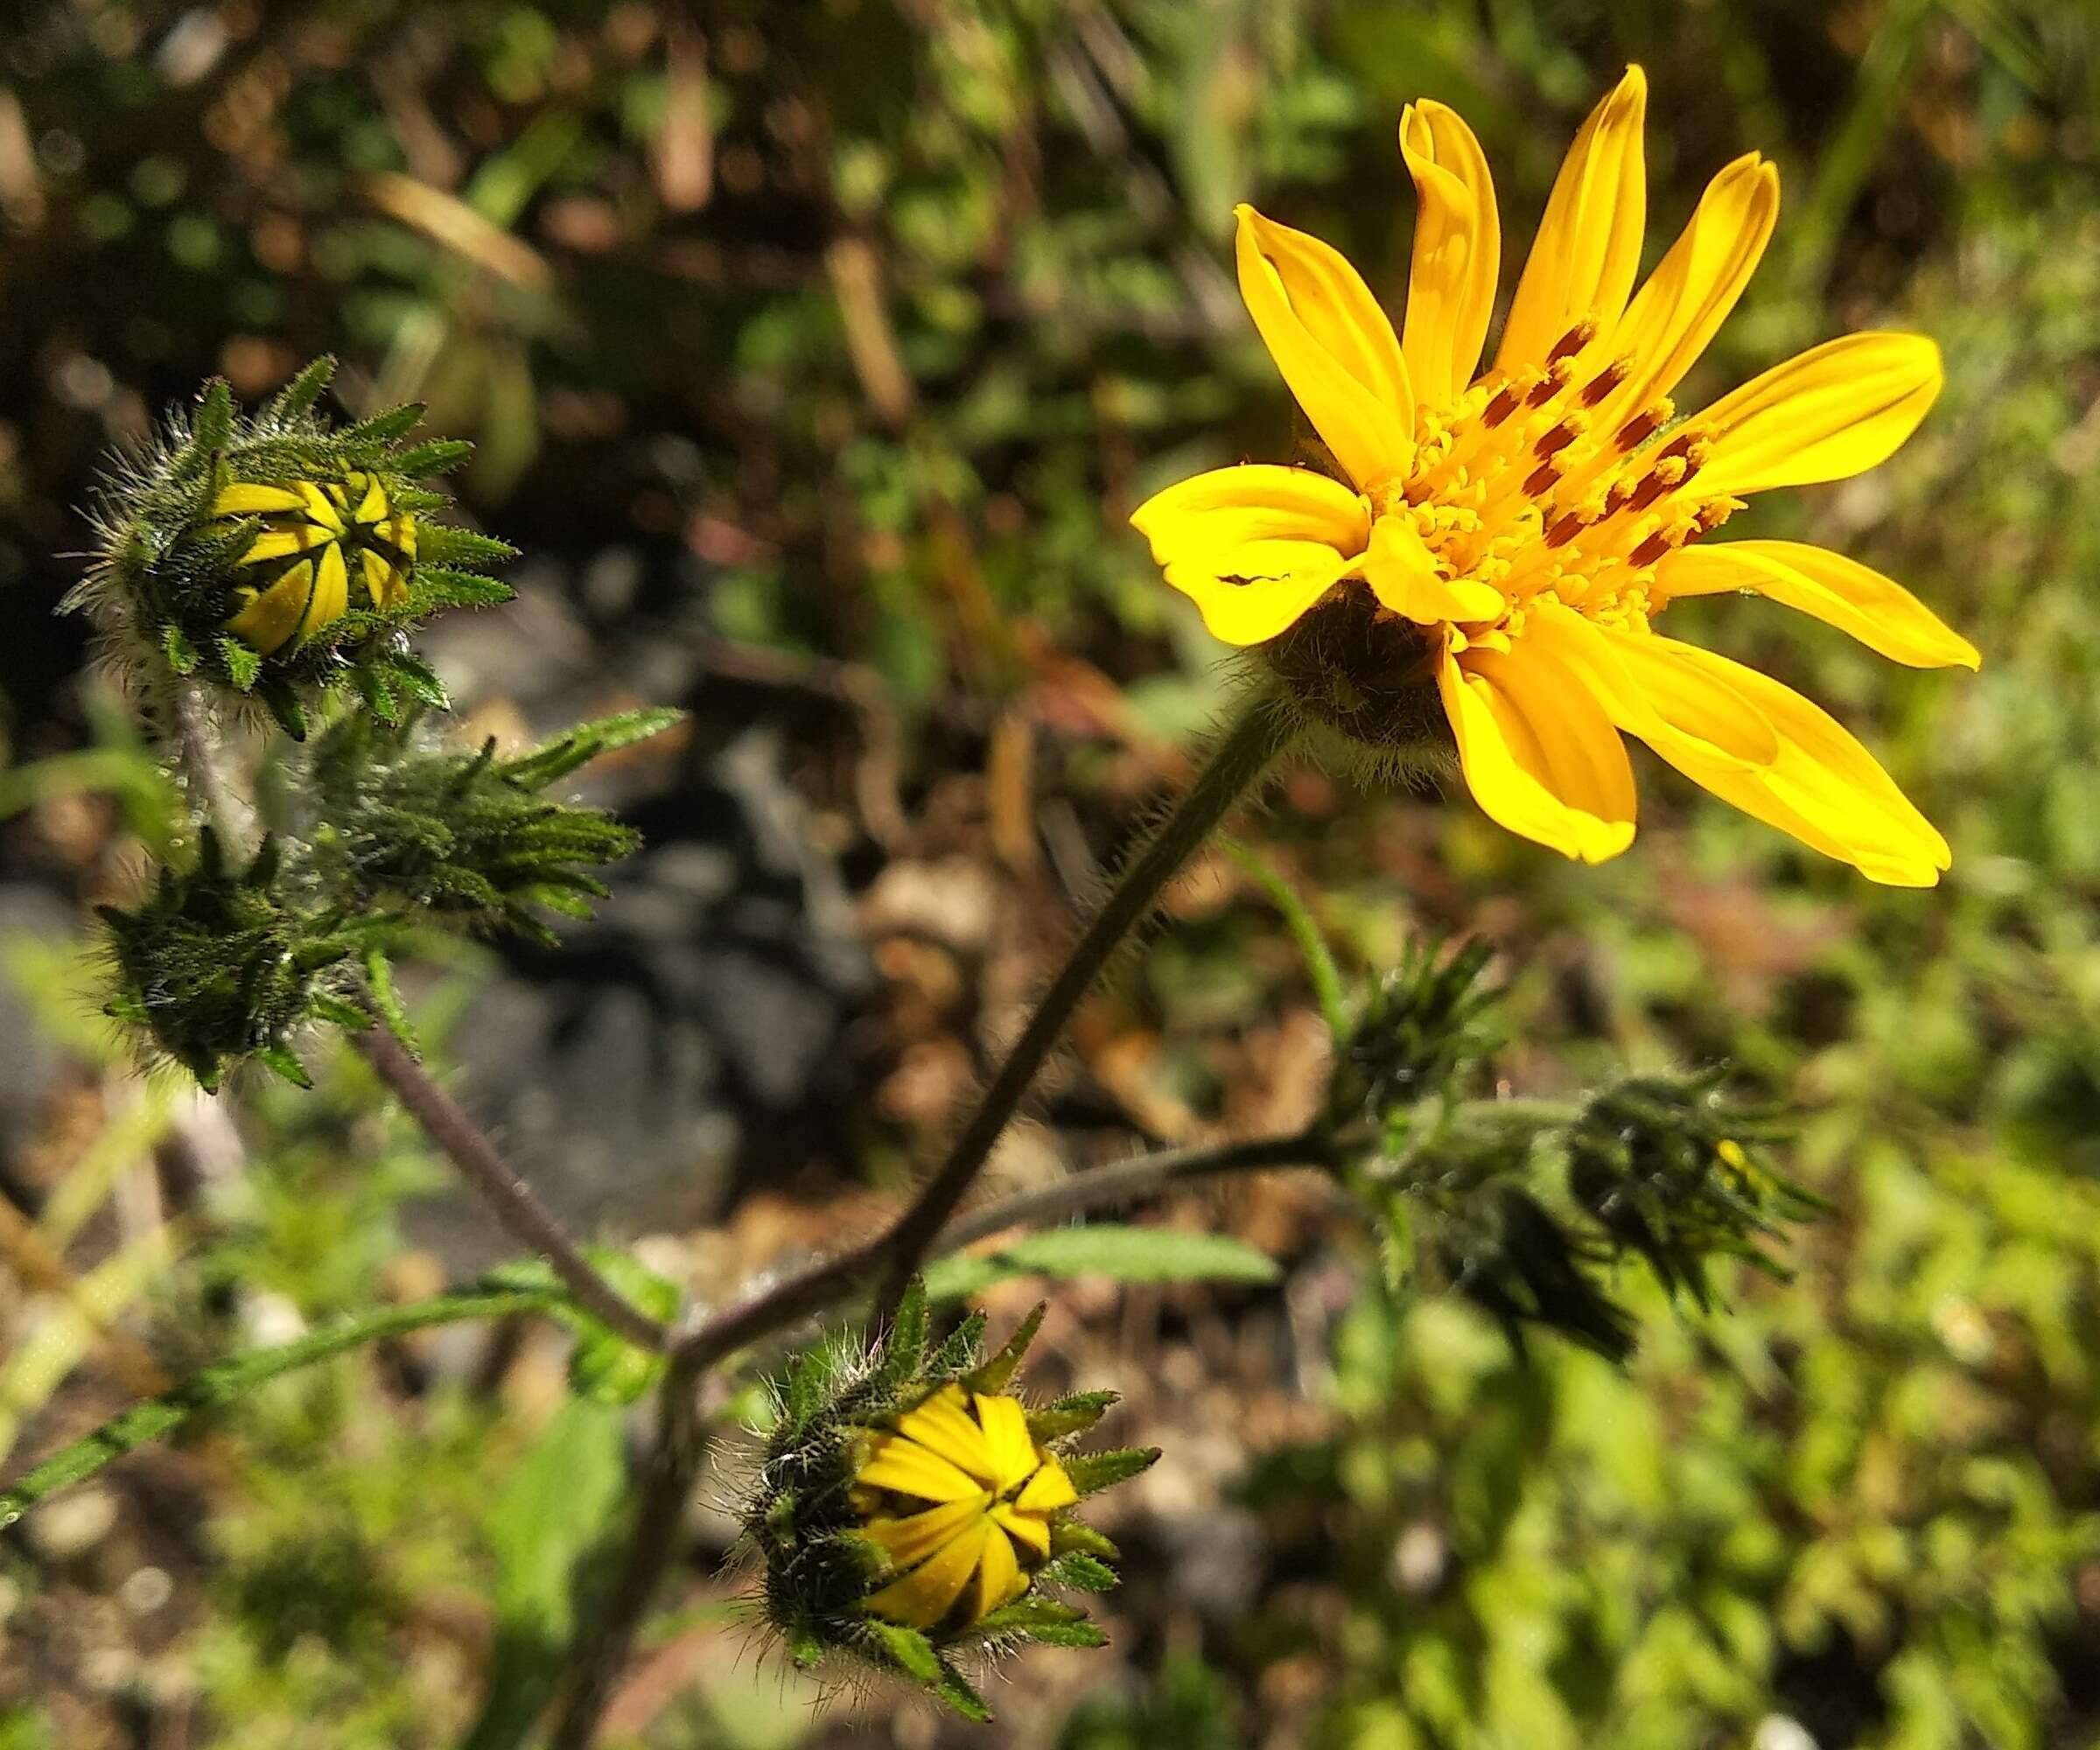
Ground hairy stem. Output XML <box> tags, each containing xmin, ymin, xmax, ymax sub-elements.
<box><xmin>934</xmin><ymin>1127</ymin><xmax>1337</xmax><ymax>1252</ymax></box>
<box><xmin>166</xmin><ymin>681</ymin><xmax>252</xmax><ymax>850</ymax></box>
<box><xmin>347</xmin><ymin>1025</ymin><xmax>667</xmax><ymax>1352</ymax></box>
<box><xmin>874</xmin><ymin>699</ymin><xmax>1294</xmax><ymax>1305</ymax></box>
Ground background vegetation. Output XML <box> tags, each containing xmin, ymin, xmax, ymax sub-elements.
<box><xmin>3</xmin><ymin>2</ymin><xmax>2098</xmax><ymax>1746</ymax></box>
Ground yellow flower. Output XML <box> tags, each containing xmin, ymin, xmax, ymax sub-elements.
<box><xmin>1131</xmin><ymin>66</ymin><xmax>1976</xmax><ymax>886</ymax></box>
<box><xmin>850</xmin><ymin>1382</ymin><xmax>1081</xmax><ymax>1631</ymax></box>
<box><xmin>218</xmin><ymin>473</ymin><xmax>417</xmax><ymax>654</ymax></box>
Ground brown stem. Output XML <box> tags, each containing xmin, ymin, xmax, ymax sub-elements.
<box><xmin>872</xmin><ymin>699</ymin><xmax>1292</xmax><ymax>1309</ymax></box>
<box><xmin>346</xmin><ymin>1026</ymin><xmax>666</xmax><ymax>1353</ymax></box>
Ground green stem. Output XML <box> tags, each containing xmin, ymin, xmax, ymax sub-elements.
<box><xmin>0</xmin><ymin>1285</ymin><xmax>570</xmax><ymax>1524</ymax></box>
<box><xmin>1221</xmin><ymin>835</ymin><xmax>1348</xmax><ymax>1040</ymax></box>
<box><xmin>875</xmin><ymin>698</ymin><xmax>1294</xmax><ymax>1306</ymax></box>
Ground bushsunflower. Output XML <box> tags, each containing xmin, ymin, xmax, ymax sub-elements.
<box><xmin>217</xmin><ymin>472</ymin><xmax>417</xmax><ymax>655</ymax></box>
<box><xmin>850</xmin><ymin>1383</ymin><xmax>1081</xmax><ymax>1631</ymax></box>
<box><xmin>1131</xmin><ymin>66</ymin><xmax>1974</xmax><ymax>885</ymax></box>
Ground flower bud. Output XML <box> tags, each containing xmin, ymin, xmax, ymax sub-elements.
<box><xmin>64</xmin><ymin>360</ymin><xmax>512</xmax><ymax>738</ymax></box>
<box><xmin>744</xmin><ymin>1284</ymin><xmax>1155</xmax><ymax>1721</ymax></box>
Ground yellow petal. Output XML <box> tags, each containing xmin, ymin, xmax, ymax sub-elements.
<box><xmin>224</xmin><ymin>559</ymin><xmax>317</xmax><ymax>654</ymax></box>
<box><xmin>238</xmin><ymin>525</ymin><xmax>332</xmax><ymax>565</ymax></box>
<box><xmin>1012</xmin><ymin>1454</ymin><xmax>1079</xmax><ymax>1514</ymax></box>
<box><xmin>1357</xmin><ymin>515</ymin><xmax>1502</xmax><ymax>623</ymax></box>
<box><xmin>352</xmin><ymin>472</ymin><xmax>388</xmax><ymax>523</ymax></box>
<box><xmin>973</xmin><ymin>1396</ymin><xmax>1040</xmax><ymax>1494</ymax></box>
<box><xmin>297</xmin><ymin>481</ymin><xmax>346</xmax><ymax>533</ymax></box>
<box><xmin>1593</xmin><ymin>625</ymin><xmax>1781</xmax><ymax>766</ymax></box>
<box><xmin>1656</xmin><ymin>541</ymin><xmax>1979</xmax><ymax>669</ymax></box>
<box><xmin>1436</xmin><ymin>651</ymin><xmax>1636</xmax><ymax>864</ymax></box>
<box><xmin>1690</xmin><ymin>332</ymin><xmax>1942</xmax><ymax>496</ymax></box>
<box><xmin>213</xmin><ymin>484</ymin><xmax>307</xmax><ymax>516</ymax></box>
<box><xmin>863</xmin><ymin>1518</ymin><xmax>990</xmax><ymax>1629</ymax></box>
<box><xmin>1465</xmin><ymin>645</ymin><xmax>1638</xmax><ymax>837</ymax></box>
<box><xmin>892</xmin><ymin>1385</ymin><xmax>998</xmax><ymax>1485</ymax></box>
<box><xmin>1600</xmin><ymin>152</ymin><xmax>1779</xmax><ymax>424</ymax></box>
<box><xmin>858</xmin><ymin>1431</ymin><xmax>984</xmax><ymax>1503</ymax></box>
<box><xmin>990</xmin><ymin>1503</ymin><xmax>1053</xmax><ymax>1558</ymax></box>
<box><xmin>1398</xmin><ymin>100</ymin><xmax>1501</xmax><ymax>408</ymax></box>
<box><xmin>382</xmin><ymin>515</ymin><xmax>418</xmax><ymax>559</ymax></box>
<box><xmin>1619</xmin><ymin>636</ymin><xmax>1950</xmax><ymax>883</ymax></box>
<box><xmin>971</xmin><ymin>1523</ymin><xmax>1026</xmax><ymax>1621</ymax></box>
<box><xmin>859</xmin><ymin>1493</ymin><xmax>994</xmax><ymax>1571</ymax></box>
<box><xmin>360</xmin><ymin>548</ymin><xmax>410</xmax><ymax>612</ymax></box>
<box><xmin>1494</xmin><ymin>66</ymin><xmax>1648</xmax><ymax>372</ymax></box>
<box><xmin>1234</xmin><ymin>205</ymin><xmax>1414</xmax><ymax>489</ymax></box>
<box><xmin>1131</xmin><ymin>464</ymin><xmax>1370</xmax><ymax>557</ymax></box>
<box><xmin>1133</xmin><ymin>466</ymin><xmax>1366</xmax><ymax>645</ymax></box>
<box><xmin>308</xmin><ymin>542</ymin><xmax>350</xmax><ymax>632</ymax></box>
<box><xmin>1163</xmin><ymin>541</ymin><xmax>1353</xmax><ymax>647</ymax></box>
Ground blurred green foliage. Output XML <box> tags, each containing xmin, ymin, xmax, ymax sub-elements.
<box><xmin>4</xmin><ymin>0</ymin><xmax>2099</xmax><ymax>1746</ymax></box>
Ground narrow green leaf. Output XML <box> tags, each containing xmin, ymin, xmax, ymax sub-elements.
<box><xmin>1025</xmin><ymin>1390</ymin><xmax>1117</xmax><ymax>1442</ymax></box>
<box><xmin>412</xmin><ymin>565</ymin><xmax>516</xmax><ymax>610</ymax></box>
<box><xmin>566</xmin><ymin>1251</ymin><xmax>680</xmax><ymax>1405</ymax></box>
<box><xmin>864</xmin><ymin>1619</ymin><xmax>942</xmax><ymax>1684</ymax></box>
<box><xmin>963</xmin><ymin>1302</ymin><xmax>1044</xmax><ymax>1395</ymax></box>
<box><xmin>1222</xmin><ymin>835</ymin><xmax>1348</xmax><ymax>1040</ymax></box>
<box><xmin>1061</xmin><ymin>1446</ymin><xmax>1160</xmax><ymax>1497</ymax></box>
<box><xmin>341</xmin><ymin>402</ymin><xmax>425</xmax><ymax>450</ymax></box>
<box><xmin>924</xmin><ymin>1224</ymin><xmax>1280</xmax><ymax>1301</ymax></box>
<box><xmin>192</xmin><ymin>378</ymin><xmax>234</xmax><ymax>452</ymax></box>
<box><xmin>0</xmin><ymin>1286</ymin><xmax>572</xmax><ymax>1524</ymax></box>
<box><xmin>931</xmin><ymin>1656</ymin><xmax>993</xmax><ymax>1722</ymax></box>
<box><xmin>1036</xmin><ymin>1550</ymin><xmax>1117</xmax><ymax>1592</ymax></box>
<box><xmin>1013</xmin><ymin>1619</ymin><xmax>1108</xmax><ymax>1648</ymax></box>
<box><xmin>393</xmin><ymin>438</ymin><xmax>474</xmax><ymax>479</ymax></box>
<box><xmin>268</xmin><ymin>354</ymin><xmax>336</xmax><ymax>420</ymax></box>
<box><xmin>502</xmin><ymin>708</ymin><xmax>685</xmax><ymax>788</ymax></box>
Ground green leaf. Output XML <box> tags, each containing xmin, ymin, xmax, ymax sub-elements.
<box><xmin>0</xmin><ymin>1285</ymin><xmax>573</xmax><ymax>1524</ymax></box>
<box><xmin>341</xmin><ymin>402</ymin><xmax>425</xmax><ymax>450</ymax></box>
<box><xmin>875</xmin><ymin>1277</ymin><xmax>930</xmax><ymax>1388</ymax></box>
<box><xmin>217</xmin><ymin>636</ymin><xmax>262</xmax><ymax>692</ymax></box>
<box><xmin>412</xmin><ymin>565</ymin><xmax>516</xmax><ymax>609</ymax></box>
<box><xmin>462</xmin><ymin>1399</ymin><xmax>628</xmax><ymax>1750</ymax></box>
<box><xmin>564</xmin><ymin>1250</ymin><xmax>680</xmax><ymax>1405</ymax></box>
<box><xmin>923</xmin><ymin>1224</ymin><xmax>1281</xmax><ymax>1301</ymax></box>
<box><xmin>192</xmin><ymin>378</ymin><xmax>234</xmax><ymax>452</ymax></box>
<box><xmin>1026</xmin><ymin>1390</ymin><xmax>1118</xmax><ymax>1441</ymax></box>
<box><xmin>973</xmin><ymin>1596</ymin><xmax>1087</xmax><ymax>1635</ymax></box>
<box><xmin>268</xmin><ymin>354</ymin><xmax>336</xmax><ymax>420</ymax></box>
<box><xmin>393</xmin><ymin>438</ymin><xmax>474</xmax><ymax>479</ymax></box>
<box><xmin>931</xmin><ymin>1656</ymin><xmax>993</xmax><ymax>1722</ymax></box>
<box><xmin>1061</xmin><ymin>1446</ymin><xmax>1160</xmax><ymax>1497</ymax></box>
<box><xmin>1012</xmin><ymin>1619</ymin><xmax>1109</xmax><ymax>1648</ymax></box>
<box><xmin>1222</xmin><ymin>834</ymin><xmax>1348</xmax><ymax>1040</ymax></box>
<box><xmin>963</xmin><ymin>1302</ymin><xmax>1044</xmax><ymax>1395</ymax></box>
<box><xmin>361</xmin><ymin>949</ymin><xmax>417</xmax><ymax>1052</ymax></box>
<box><xmin>163</xmin><ymin>624</ymin><xmax>200</xmax><ymax>676</ymax></box>
<box><xmin>503</xmin><ymin>708</ymin><xmax>685</xmax><ymax>788</ymax></box>
<box><xmin>416</xmin><ymin>524</ymin><xmax>518</xmax><ymax>567</ymax></box>
<box><xmin>1037</xmin><ymin>1550</ymin><xmax>1118</xmax><ymax>1592</ymax></box>
<box><xmin>864</xmin><ymin>1618</ymin><xmax>942</xmax><ymax>1684</ymax></box>
<box><xmin>254</xmin><ymin>1044</ymin><xmax>313</xmax><ymax>1088</ymax></box>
